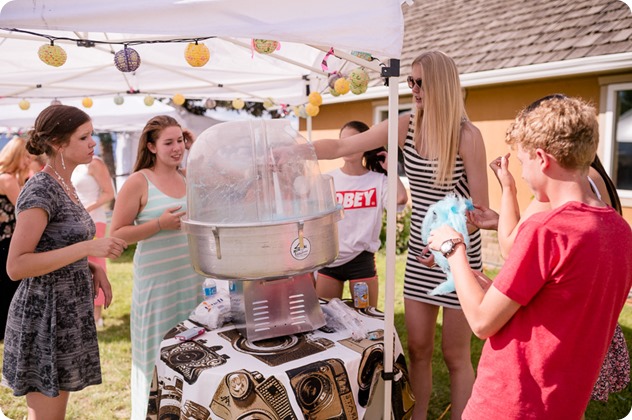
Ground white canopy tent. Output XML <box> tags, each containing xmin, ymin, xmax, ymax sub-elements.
<box><xmin>0</xmin><ymin>1</ymin><xmax>407</xmax><ymax>417</ymax></box>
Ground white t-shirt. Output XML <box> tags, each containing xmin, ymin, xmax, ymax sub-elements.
<box><xmin>327</xmin><ymin>168</ymin><xmax>388</xmax><ymax>267</ymax></box>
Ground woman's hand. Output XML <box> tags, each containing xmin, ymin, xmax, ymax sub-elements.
<box><xmin>467</xmin><ymin>204</ymin><xmax>500</xmax><ymax>230</ymax></box>
<box><xmin>157</xmin><ymin>205</ymin><xmax>187</xmax><ymax>230</ymax></box>
<box><xmin>87</xmin><ymin>237</ymin><xmax>127</xmax><ymax>259</ymax></box>
<box><xmin>90</xmin><ymin>264</ymin><xmax>113</xmax><ymax>309</ymax></box>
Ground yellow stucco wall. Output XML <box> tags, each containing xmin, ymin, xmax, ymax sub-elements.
<box><xmin>304</xmin><ymin>74</ymin><xmax>628</xmax><ymax>219</ymax></box>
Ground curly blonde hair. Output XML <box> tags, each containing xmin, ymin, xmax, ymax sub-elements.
<box><xmin>506</xmin><ymin>94</ymin><xmax>598</xmax><ymax>170</ymax></box>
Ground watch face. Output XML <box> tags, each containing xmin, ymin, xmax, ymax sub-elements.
<box><xmin>440</xmin><ymin>240</ymin><xmax>453</xmax><ymax>255</ymax></box>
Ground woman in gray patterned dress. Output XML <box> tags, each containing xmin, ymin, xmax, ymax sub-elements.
<box><xmin>312</xmin><ymin>51</ymin><xmax>489</xmax><ymax>419</ymax></box>
<box><xmin>1</xmin><ymin>105</ymin><xmax>127</xmax><ymax>419</ymax></box>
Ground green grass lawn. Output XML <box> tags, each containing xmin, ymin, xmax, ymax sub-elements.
<box><xmin>1</xmin><ymin>249</ymin><xmax>631</xmax><ymax>419</ymax></box>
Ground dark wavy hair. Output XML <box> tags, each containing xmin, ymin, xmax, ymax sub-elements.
<box><xmin>26</xmin><ymin>105</ymin><xmax>91</xmax><ymax>156</ymax></box>
<box><xmin>133</xmin><ymin>115</ymin><xmax>182</xmax><ymax>172</ymax></box>
<box><xmin>340</xmin><ymin>120</ymin><xmax>387</xmax><ymax>174</ymax></box>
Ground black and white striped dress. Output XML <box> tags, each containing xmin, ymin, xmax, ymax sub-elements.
<box><xmin>402</xmin><ymin>116</ymin><xmax>483</xmax><ymax>308</ymax></box>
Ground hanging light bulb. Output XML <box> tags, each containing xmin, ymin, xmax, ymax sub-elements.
<box><xmin>114</xmin><ymin>46</ymin><xmax>141</xmax><ymax>72</ymax></box>
<box><xmin>38</xmin><ymin>41</ymin><xmax>67</xmax><ymax>67</ymax></box>
<box><xmin>50</xmin><ymin>98</ymin><xmax>62</xmax><ymax>106</ymax></box>
<box><xmin>113</xmin><ymin>95</ymin><xmax>124</xmax><ymax>105</ymax></box>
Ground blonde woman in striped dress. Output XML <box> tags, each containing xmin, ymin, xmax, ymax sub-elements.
<box><xmin>313</xmin><ymin>51</ymin><xmax>489</xmax><ymax>419</ymax></box>
<box><xmin>110</xmin><ymin>116</ymin><xmax>203</xmax><ymax>420</ymax></box>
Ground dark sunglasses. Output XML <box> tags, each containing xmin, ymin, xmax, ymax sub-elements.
<box><xmin>407</xmin><ymin>76</ymin><xmax>422</xmax><ymax>89</ymax></box>
<box><xmin>525</xmin><ymin>93</ymin><xmax>567</xmax><ymax>112</ymax></box>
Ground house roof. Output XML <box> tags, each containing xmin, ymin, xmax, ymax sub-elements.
<box><xmin>400</xmin><ymin>0</ymin><xmax>632</xmax><ymax>77</ymax></box>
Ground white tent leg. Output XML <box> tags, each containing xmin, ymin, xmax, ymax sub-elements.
<box><xmin>383</xmin><ymin>65</ymin><xmax>400</xmax><ymax>420</ymax></box>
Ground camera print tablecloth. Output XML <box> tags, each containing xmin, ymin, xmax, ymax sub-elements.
<box><xmin>147</xmin><ymin>305</ymin><xmax>415</xmax><ymax>419</ymax></box>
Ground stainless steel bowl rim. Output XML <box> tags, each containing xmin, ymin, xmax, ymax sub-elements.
<box><xmin>182</xmin><ymin>205</ymin><xmax>343</xmax><ymax>229</ymax></box>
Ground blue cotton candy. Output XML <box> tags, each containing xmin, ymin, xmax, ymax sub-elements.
<box><xmin>421</xmin><ymin>194</ymin><xmax>473</xmax><ymax>295</ymax></box>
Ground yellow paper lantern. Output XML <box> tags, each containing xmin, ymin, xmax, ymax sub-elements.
<box><xmin>232</xmin><ymin>98</ymin><xmax>245</xmax><ymax>110</ymax></box>
<box><xmin>308</xmin><ymin>92</ymin><xmax>322</xmax><ymax>107</ymax></box>
<box><xmin>172</xmin><ymin>94</ymin><xmax>186</xmax><ymax>106</ymax></box>
<box><xmin>38</xmin><ymin>43</ymin><xmax>67</xmax><ymax>67</ymax></box>
<box><xmin>82</xmin><ymin>97</ymin><xmax>93</xmax><ymax>108</ymax></box>
<box><xmin>184</xmin><ymin>42</ymin><xmax>210</xmax><ymax>67</ymax></box>
<box><xmin>18</xmin><ymin>99</ymin><xmax>30</xmax><ymax>110</ymax></box>
<box><xmin>144</xmin><ymin>95</ymin><xmax>155</xmax><ymax>106</ymax></box>
<box><xmin>305</xmin><ymin>103</ymin><xmax>320</xmax><ymax>117</ymax></box>
<box><xmin>334</xmin><ymin>78</ymin><xmax>350</xmax><ymax>95</ymax></box>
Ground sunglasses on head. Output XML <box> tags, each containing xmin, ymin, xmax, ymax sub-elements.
<box><xmin>525</xmin><ymin>93</ymin><xmax>567</xmax><ymax>112</ymax></box>
<box><xmin>407</xmin><ymin>76</ymin><xmax>422</xmax><ymax>89</ymax></box>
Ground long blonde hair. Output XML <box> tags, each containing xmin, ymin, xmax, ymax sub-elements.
<box><xmin>0</xmin><ymin>136</ymin><xmax>30</xmax><ymax>185</ymax></box>
<box><xmin>412</xmin><ymin>51</ymin><xmax>467</xmax><ymax>186</ymax></box>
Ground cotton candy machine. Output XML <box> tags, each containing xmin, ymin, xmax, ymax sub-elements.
<box><xmin>183</xmin><ymin>120</ymin><xmax>343</xmax><ymax>340</ymax></box>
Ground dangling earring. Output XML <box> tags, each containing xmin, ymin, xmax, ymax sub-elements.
<box><xmin>60</xmin><ymin>150</ymin><xmax>66</xmax><ymax>170</ymax></box>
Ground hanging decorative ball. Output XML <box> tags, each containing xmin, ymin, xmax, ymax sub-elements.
<box><xmin>329</xmin><ymin>87</ymin><xmax>340</xmax><ymax>97</ymax></box>
<box><xmin>38</xmin><ymin>43</ymin><xmax>67</xmax><ymax>67</ymax></box>
<box><xmin>252</xmin><ymin>39</ymin><xmax>280</xmax><ymax>54</ymax></box>
<box><xmin>144</xmin><ymin>95</ymin><xmax>155</xmax><ymax>106</ymax></box>
<box><xmin>308</xmin><ymin>91</ymin><xmax>323</xmax><ymax>107</ymax></box>
<box><xmin>334</xmin><ymin>78</ymin><xmax>351</xmax><ymax>95</ymax></box>
<box><xmin>232</xmin><ymin>98</ymin><xmax>245</xmax><ymax>110</ymax></box>
<box><xmin>113</xmin><ymin>95</ymin><xmax>124</xmax><ymax>105</ymax></box>
<box><xmin>114</xmin><ymin>46</ymin><xmax>141</xmax><ymax>73</ymax></box>
<box><xmin>328</xmin><ymin>73</ymin><xmax>343</xmax><ymax>90</ymax></box>
<box><xmin>263</xmin><ymin>98</ymin><xmax>275</xmax><ymax>110</ymax></box>
<box><xmin>305</xmin><ymin>103</ymin><xmax>320</xmax><ymax>117</ymax></box>
<box><xmin>205</xmin><ymin>98</ymin><xmax>216</xmax><ymax>109</ymax></box>
<box><xmin>50</xmin><ymin>98</ymin><xmax>62</xmax><ymax>106</ymax></box>
<box><xmin>82</xmin><ymin>97</ymin><xmax>93</xmax><ymax>108</ymax></box>
<box><xmin>184</xmin><ymin>42</ymin><xmax>210</xmax><ymax>67</ymax></box>
<box><xmin>349</xmin><ymin>68</ymin><xmax>370</xmax><ymax>88</ymax></box>
<box><xmin>350</xmin><ymin>83</ymin><xmax>368</xmax><ymax>95</ymax></box>
<box><xmin>351</xmin><ymin>51</ymin><xmax>373</xmax><ymax>62</ymax></box>
<box><xmin>18</xmin><ymin>99</ymin><xmax>30</xmax><ymax>110</ymax></box>
<box><xmin>172</xmin><ymin>94</ymin><xmax>186</xmax><ymax>106</ymax></box>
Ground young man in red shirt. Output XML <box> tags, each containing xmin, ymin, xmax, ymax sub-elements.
<box><xmin>425</xmin><ymin>95</ymin><xmax>632</xmax><ymax>419</ymax></box>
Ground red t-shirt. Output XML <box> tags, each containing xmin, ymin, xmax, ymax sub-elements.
<box><xmin>464</xmin><ymin>202</ymin><xmax>632</xmax><ymax>420</ymax></box>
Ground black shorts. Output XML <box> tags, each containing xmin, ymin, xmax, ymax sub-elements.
<box><xmin>318</xmin><ymin>251</ymin><xmax>376</xmax><ymax>281</ymax></box>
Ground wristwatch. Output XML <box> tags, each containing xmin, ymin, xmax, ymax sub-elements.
<box><xmin>440</xmin><ymin>238</ymin><xmax>464</xmax><ymax>258</ymax></box>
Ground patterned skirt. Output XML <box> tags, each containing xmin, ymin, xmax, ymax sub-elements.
<box><xmin>591</xmin><ymin>324</ymin><xmax>630</xmax><ymax>401</ymax></box>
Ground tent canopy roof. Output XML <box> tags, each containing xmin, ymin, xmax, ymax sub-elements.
<box><xmin>0</xmin><ymin>0</ymin><xmax>405</xmax><ymax>108</ymax></box>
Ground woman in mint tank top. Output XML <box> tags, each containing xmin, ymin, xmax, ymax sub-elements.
<box><xmin>110</xmin><ymin>116</ymin><xmax>203</xmax><ymax>420</ymax></box>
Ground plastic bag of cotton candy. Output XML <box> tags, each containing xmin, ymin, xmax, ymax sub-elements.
<box><xmin>321</xmin><ymin>298</ymin><xmax>368</xmax><ymax>341</ymax></box>
<box><xmin>189</xmin><ymin>291</ymin><xmax>232</xmax><ymax>330</ymax></box>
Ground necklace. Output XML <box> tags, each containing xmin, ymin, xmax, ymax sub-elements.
<box><xmin>45</xmin><ymin>164</ymin><xmax>79</xmax><ymax>201</ymax></box>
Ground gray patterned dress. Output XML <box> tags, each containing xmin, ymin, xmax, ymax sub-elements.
<box><xmin>1</xmin><ymin>172</ymin><xmax>100</xmax><ymax>397</ymax></box>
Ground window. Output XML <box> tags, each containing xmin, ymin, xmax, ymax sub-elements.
<box><xmin>604</xmin><ymin>83</ymin><xmax>632</xmax><ymax>199</ymax></box>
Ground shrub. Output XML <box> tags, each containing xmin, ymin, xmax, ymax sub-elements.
<box><xmin>379</xmin><ymin>206</ymin><xmax>411</xmax><ymax>254</ymax></box>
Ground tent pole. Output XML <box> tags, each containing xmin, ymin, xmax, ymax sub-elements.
<box><xmin>383</xmin><ymin>58</ymin><xmax>400</xmax><ymax>420</ymax></box>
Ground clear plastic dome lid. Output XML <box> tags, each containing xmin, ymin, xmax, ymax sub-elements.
<box><xmin>186</xmin><ymin>120</ymin><xmax>338</xmax><ymax>224</ymax></box>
